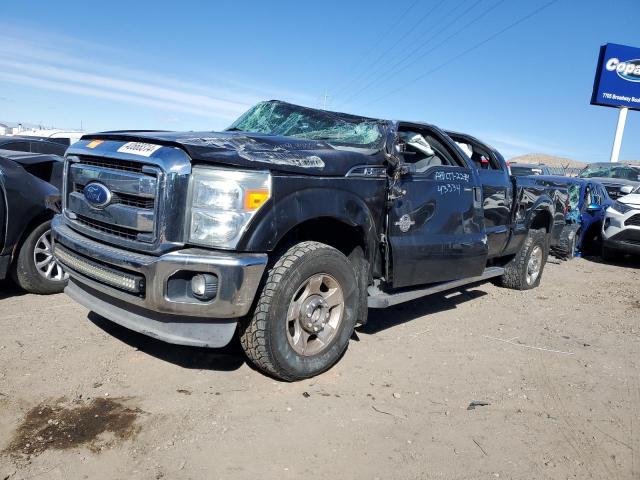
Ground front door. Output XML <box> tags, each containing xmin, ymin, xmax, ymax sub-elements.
<box><xmin>387</xmin><ymin>126</ymin><xmax>488</xmax><ymax>289</ymax></box>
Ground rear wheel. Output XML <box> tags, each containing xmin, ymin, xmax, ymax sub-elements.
<box><xmin>601</xmin><ymin>244</ymin><xmax>619</xmax><ymax>263</ymax></box>
<box><xmin>239</xmin><ymin>241</ymin><xmax>360</xmax><ymax>381</ymax></box>
<box><xmin>499</xmin><ymin>229</ymin><xmax>548</xmax><ymax>290</ymax></box>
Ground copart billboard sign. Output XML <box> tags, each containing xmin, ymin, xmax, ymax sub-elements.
<box><xmin>591</xmin><ymin>43</ymin><xmax>640</xmax><ymax>111</ymax></box>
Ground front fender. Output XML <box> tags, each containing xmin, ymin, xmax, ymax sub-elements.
<box><xmin>237</xmin><ymin>182</ymin><xmax>384</xmax><ymax>265</ymax></box>
<box><xmin>0</xmin><ymin>158</ymin><xmax>58</xmax><ymax>257</ymax></box>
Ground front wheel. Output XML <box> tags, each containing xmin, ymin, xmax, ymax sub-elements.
<box><xmin>499</xmin><ymin>229</ymin><xmax>548</xmax><ymax>290</ymax></box>
<box><xmin>555</xmin><ymin>225</ymin><xmax>579</xmax><ymax>260</ymax></box>
<box><xmin>239</xmin><ymin>241</ymin><xmax>359</xmax><ymax>381</ymax></box>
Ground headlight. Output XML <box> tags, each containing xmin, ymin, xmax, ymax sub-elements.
<box><xmin>612</xmin><ymin>200</ymin><xmax>633</xmax><ymax>214</ymax></box>
<box><xmin>187</xmin><ymin>167</ymin><xmax>271</xmax><ymax>249</ymax></box>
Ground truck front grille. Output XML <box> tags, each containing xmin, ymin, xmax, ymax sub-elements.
<box><xmin>64</xmin><ymin>156</ymin><xmax>160</xmax><ymax>248</ymax></box>
<box><xmin>72</xmin><ymin>183</ymin><xmax>155</xmax><ymax>209</ymax></box>
<box><xmin>76</xmin><ymin>155</ymin><xmax>147</xmax><ymax>173</ymax></box>
<box><xmin>75</xmin><ymin>215</ymin><xmax>140</xmax><ymax>241</ymax></box>
<box><xmin>62</xmin><ymin>145</ymin><xmax>191</xmax><ymax>254</ymax></box>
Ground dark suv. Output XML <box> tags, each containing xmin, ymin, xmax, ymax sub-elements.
<box><xmin>0</xmin><ymin>136</ymin><xmax>69</xmax><ymax>156</ymax></box>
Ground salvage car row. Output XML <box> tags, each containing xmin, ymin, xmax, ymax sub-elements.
<box><xmin>1</xmin><ymin>102</ymin><xmax>639</xmax><ymax>381</ymax></box>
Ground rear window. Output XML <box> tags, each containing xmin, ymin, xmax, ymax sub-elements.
<box><xmin>30</xmin><ymin>141</ymin><xmax>66</xmax><ymax>156</ymax></box>
<box><xmin>0</xmin><ymin>141</ymin><xmax>30</xmax><ymax>153</ymax></box>
<box><xmin>511</xmin><ymin>166</ymin><xmax>544</xmax><ymax>176</ymax></box>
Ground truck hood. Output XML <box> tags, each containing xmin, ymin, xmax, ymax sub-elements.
<box><xmin>584</xmin><ymin>177</ymin><xmax>640</xmax><ymax>187</ymax></box>
<box><xmin>82</xmin><ymin>130</ymin><xmax>387</xmax><ymax>176</ymax></box>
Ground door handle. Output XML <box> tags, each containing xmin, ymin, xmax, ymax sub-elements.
<box><xmin>473</xmin><ymin>187</ymin><xmax>483</xmax><ymax>207</ymax></box>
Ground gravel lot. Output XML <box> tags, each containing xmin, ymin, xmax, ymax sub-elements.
<box><xmin>1</xmin><ymin>256</ymin><xmax>639</xmax><ymax>480</ymax></box>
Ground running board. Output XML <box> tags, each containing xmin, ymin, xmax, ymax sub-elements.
<box><xmin>367</xmin><ymin>267</ymin><xmax>505</xmax><ymax>308</ymax></box>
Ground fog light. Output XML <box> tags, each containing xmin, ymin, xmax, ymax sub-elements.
<box><xmin>191</xmin><ymin>273</ymin><xmax>218</xmax><ymax>300</ymax></box>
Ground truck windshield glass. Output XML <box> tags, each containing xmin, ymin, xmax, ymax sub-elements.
<box><xmin>568</xmin><ymin>184</ymin><xmax>581</xmax><ymax>210</ymax></box>
<box><xmin>579</xmin><ymin>165</ymin><xmax>640</xmax><ymax>181</ymax></box>
<box><xmin>228</xmin><ymin>101</ymin><xmax>384</xmax><ymax>148</ymax></box>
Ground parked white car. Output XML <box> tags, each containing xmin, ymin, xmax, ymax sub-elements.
<box><xmin>602</xmin><ymin>193</ymin><xmax>640</xmax><ymax>260</ymax></box>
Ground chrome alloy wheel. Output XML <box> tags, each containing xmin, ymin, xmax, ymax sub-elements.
<box><xmin>286</xmin><ymin>273</ymin><xmax>345</xmax><ymax>356</ymax></box>
<box><xmin>526</xmin><ymin>245</ymin><xmax>543</xmax><ymax>285</ymax></box>
<box><xmin>33</xmin><ymin>229</ymin><xmax>67</xmax><ymax>282</ymax></box>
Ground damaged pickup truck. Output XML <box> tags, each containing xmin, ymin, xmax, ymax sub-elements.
<box><xmin>52</xmin><ymin>101</ymin><xmax>566</xmax><ymax>380</ymax></box>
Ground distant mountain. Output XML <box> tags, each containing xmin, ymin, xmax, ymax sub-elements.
<box><xmin>509</xmin><ymin>153</ymin><xmax>586</xmax><ymax>169</ymax></box>
<box><xmin>510</xmin><ymin>153</ymin><xmax>639</xmax><ymax>168</ymax></box>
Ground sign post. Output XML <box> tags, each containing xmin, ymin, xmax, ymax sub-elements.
<box><xmin>591</xmin><ymin>43</ymin><xmax>640</xmax><ymax>162</ymax></box>
<box><xmin>609</xmin><ymin>107</ymin><xmax>628</xmax><ymax>163</ymax></box>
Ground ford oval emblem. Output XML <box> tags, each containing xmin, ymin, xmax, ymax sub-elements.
<box><xmin>83</xmin><ymin>182</ymin><xmax>112</xmax><ymax>208</ymax></box>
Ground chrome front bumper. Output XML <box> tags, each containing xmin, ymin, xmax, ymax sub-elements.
<box><xmin>51</xmin><ymin>216</ymin><xmax>268</xmax><ymax>347</ymax></box>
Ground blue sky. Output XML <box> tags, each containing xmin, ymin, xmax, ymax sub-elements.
<box><xmin>1</xmin><ymin>0</ymin><xmax>639</xmax><ymax>161</ymax></box>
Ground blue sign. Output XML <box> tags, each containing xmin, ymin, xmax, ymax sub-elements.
<box><xmin>83</xmin><ymin>182</ymin><xmax>112</xmax><ymax>208</ymax></box>
<box><xmin>592</xmin><ymin>43</ymin><xmax>640</xmax><ymax>111</ymax></box>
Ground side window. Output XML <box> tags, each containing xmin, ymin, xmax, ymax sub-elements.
<box><xmin>0</xmin><ymin>141</ymin><xmax>29</xmax><ymax>152</ymax></box>
<box><xmin>453</xmin><ymin>138</ymin><xmax>502</xmax><ymax>171</ymax></box>
<box><xmin>30</xmin><ymin>141</ymin><xmax>66</xmax><ymax>155</ymax></box>
<box><xmin>398</xmin><ymin>129</ymin><xmax>466</xmax><ymax>173</ymax></box>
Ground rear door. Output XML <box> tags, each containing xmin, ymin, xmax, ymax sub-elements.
<box><xmin>387</xmin><ymin>125</ymin><xmax>487</xmax><ymax>289</ymax></box>
<box><xmin>448</xmin><ymin>133</ymin><xmax>513</xmax><ymax>257</ymax></box>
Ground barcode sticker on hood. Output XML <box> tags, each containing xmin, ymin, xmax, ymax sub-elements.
<box><xmin>117</xmin><ymin>142</ymin><xmax>162</xmax><ymax>157</ymax></box>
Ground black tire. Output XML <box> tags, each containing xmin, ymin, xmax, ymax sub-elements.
<box><xmin>12</xmin><ymin>220</ymin><xmax>67</xmax><ymax>294</ymax></box>
<box><xmin>555</xmin><ymin>225</ymin><xmax>579</xmax><ymax>260</ymax></box>
<box><xmin>239</xmin><ymin>241</ymin><xmax>360</xmax><ymax>381</ymax></box>
<box><xmin>601</xmin><ymin>244</ymin><xmax>619</xmax><ymax>263</ymax></box>
<box><xmin>499</xmin><ymin>229</ymin><xmax>548</xmax><ymax>290</ymax></box>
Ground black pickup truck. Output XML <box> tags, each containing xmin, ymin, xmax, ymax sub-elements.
<box><xmin>52</xmin><ymin>101</ymin><xmax>566</xmax><ymax>380</ymax></box>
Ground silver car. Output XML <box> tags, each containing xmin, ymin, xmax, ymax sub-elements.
<box><xmin>602</xmin><ymin>193</ymin><xmax>640</xmax><ymax>260</ymax></box>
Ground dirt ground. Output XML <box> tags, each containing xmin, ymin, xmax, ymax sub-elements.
<box><xmin>1</xmin><ymin>256</ymin><xmax>639</xmax><ymax>480</ymax></box>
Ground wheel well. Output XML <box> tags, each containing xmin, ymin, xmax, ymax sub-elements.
<box><xmin>529</xmin><ymin>210</ymin><xmax>552</xmax><ymax>232</ymax></box>
<box><xmin>11</xmin><ymin>212</ymin><xmax>53</xmax><ymax>259</ymax></box>
<box><xmin>274</xmin><ymin>217</ymin><xmax>366</xmax><ymax>258</ymax></box>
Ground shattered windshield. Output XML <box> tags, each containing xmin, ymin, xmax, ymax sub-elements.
<box><xmin>568</xmin><ymin>184</ymin><xmax>581</xmax><ymax>210</ymax></box>
<box><xmin>228</xmin><ymin>101</ymin><xmax>384</xmax><ymax>149</ymax></box>
<box><xmin>579</xmin><ymin>165</ymin><xmax>640</xmax><ymax>181</ymax></box>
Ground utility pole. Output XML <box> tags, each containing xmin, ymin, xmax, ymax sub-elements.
<box><xmin>322</xmin><ymin>90</ymin><xmax>330</xmax><ymax>110</ymax></box>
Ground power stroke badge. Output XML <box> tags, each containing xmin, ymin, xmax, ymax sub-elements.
<box><xmin>395</xmin><ymin>214</ymin><xmax>415</xmax><ymax>233</ymax></box>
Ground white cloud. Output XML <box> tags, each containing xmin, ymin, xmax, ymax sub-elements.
<box><xmin>478</xmin><ymin>132</ymin><xmax>578</xmax><ymax>159</ymax></box>
<box><xmin>0</xmin><ymin>24</ymin><xmax>314</xmax><ymax>125</ymax></box>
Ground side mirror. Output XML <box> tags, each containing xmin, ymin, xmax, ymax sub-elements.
<box><xmin>587</xmin><ymin>203</ymin><xmax>601</xmax><ymax>212</ymax></box>
<box><xmin>620</xmin><ymin>185</ymin><xmax>633</xmax><ymax>195</ymax></box>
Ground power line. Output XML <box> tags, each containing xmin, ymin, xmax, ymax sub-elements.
<box><xmin>332</xmin><ymin>0</ymin><xmax>421</xmax><ymax>96</ymax></box>
<box><xmin>363</xmin><ymin>0</ymin><xmax>559</xmax><ymax>108</ymax></box>
<box><xmin>334</xmin><ymin>0</ymin><xmax>445</xmax><ymax>100</ymax></box>
<box><xmin>352</xmin><ymin>0</ymin><xmax>507</xmax><ymax>104</ymax></box>
<box><xmin>342</xmin><ymin>0</ymin><xmax>488</xmax><ymax>106</ymax></box>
